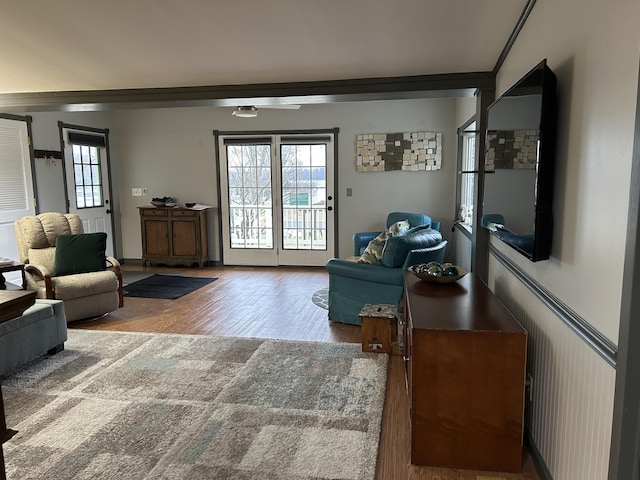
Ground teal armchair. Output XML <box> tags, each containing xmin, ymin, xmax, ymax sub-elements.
<box><xmin>327</xmin><ymin>222</ymin><xmax>447</xmax><ymax>325</ymax></box>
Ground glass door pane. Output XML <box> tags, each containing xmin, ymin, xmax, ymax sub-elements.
<box><xmin>281</xmin><ymin>144</ymin><xmax>327</xmax><ymax>251</ymax></box>
<box><xmin>227</xmin><ymin>144</ymin><xmax>274</xmax><ymax>249</ymax></box>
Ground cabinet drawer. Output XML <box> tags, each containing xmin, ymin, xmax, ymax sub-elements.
<box><xmin>172</xmin><ymin>209</ymin><xmax>197</xmax><ymax>217</ymax></box>
<box><xmin>142</xmin><ymin>209</ymin><xmax>167</xmax><ymax>217</ymax></box>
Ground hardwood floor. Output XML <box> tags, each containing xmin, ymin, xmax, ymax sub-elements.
<box><xmin>71</xmin><ymin>264</ymin><xmax>540</xmax><ymax>480</ymax></box>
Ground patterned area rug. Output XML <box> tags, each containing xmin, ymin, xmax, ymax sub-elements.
<box><xmin>312</xmin><ymin>287</ymin><xmax>329</xmax><ymax>310</ymax></box>
<box><xmin>2</xmin><ymin>330</ymin><xmax>388</xmax><ymax>480</ymax></box>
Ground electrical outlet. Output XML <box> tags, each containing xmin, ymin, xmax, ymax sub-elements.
<box><xmin>142</xmin><ymin>188</ymin><xmax>148</xmax><ymax>196</ymax></box>
<box><xmin>132</xmin><ymin>188</ymin><xmax>142</xmax><ymax>196</ymax></box>
<box><xmin>346</xmin><ymin>187</ymin><xmax>353</xmax><ymax>197</ymax></box>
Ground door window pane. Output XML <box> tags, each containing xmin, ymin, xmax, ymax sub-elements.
<box><xmin>226</xmin><ymin>144</ymin><xmax>274</xmax><ymax>249</ymax></box>
<box><xmin>280</xmin><ymin>144</ymin><xmax>327</xmax><ymax>251</ymax></box>
<box><xmin>72</xmin><ymin>144</ymin><xmax>103</xmax><ymax>209</ymax></box>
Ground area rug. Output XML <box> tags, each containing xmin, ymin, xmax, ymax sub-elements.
<box><xmin>312</xmin><ymin>287</ymin><xmax>329</xmax><ymax>310</ymax></box>
<box><xmin>123</xmin><ymin>273</ymin><xmax>217</xmax><ymax>299</ymax></box>
<box><xmin>1</xmin><ymin>330</ymin><xmax>388</xmax><ymax>480</ymax></box>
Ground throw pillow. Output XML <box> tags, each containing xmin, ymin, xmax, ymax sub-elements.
<box><xmin>53</xmin><ymin>232</ymin><xmax>107</xmax><ymax>276</ymax></box>
<box><xmin>388</xmin><ymin>220</ymin><xmax>410</xmax><ymax>237</ymax></box>
<box><xmin>358</xmin><ymin>231</ymin><xmax>389</xmax><ymax>265</ymax></box>
<box><xmin>358</xmin><ymin>220</ymin><xmax>410</xmax><ymax>265</ymax></box>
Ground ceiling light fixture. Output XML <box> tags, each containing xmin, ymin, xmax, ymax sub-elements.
<box><xmin>232</xmin><ymin>106</ymin><xmax>258</xmax><ymax>118</ymax></box>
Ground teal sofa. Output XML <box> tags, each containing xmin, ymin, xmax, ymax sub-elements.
<box><xmin>0</xmin><ymin>299</ymin><xmax>67</xmax><ymax>376</ymax></box>
<box><xmin>326</xmin><ymin>217</ymin><xmax>447</xmax><ymax>325</ymax></box>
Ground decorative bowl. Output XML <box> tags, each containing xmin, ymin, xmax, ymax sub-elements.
<box><xmin>151</xmin><ymin>200</ymin><xmax>165</xmax><ymax>207</ymax></box>
<box><xmin>185</xmin><ymin>202</ymin><xmax>196</xmax><ymax>208</ymax></box>
<box><xmin>409</xmin><ymin>263</ymin><xmax>468</xmax><ymax>283</ymax></box>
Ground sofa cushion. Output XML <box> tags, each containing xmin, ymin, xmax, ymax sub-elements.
<box><xmin>54</xmin><ymin>233</ymin><xmax>107</xmax><ymax>276</ymax></box>
<box><xmin>381</xmin><ymin>228</ymin><xmax>443</xmax><ymax>268</ymax></box>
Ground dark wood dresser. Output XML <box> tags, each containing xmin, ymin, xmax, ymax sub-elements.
<box><xmin>403</xmin><ymin>272</ymin><xmax>527</xmax><ymax>472</ymax></box>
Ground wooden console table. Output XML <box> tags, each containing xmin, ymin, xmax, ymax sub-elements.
<box><xmin>0</xmin><ymin>290</ymin><xmax>36</xmax><ymax>479</ymax></box>
<box><xmin>403</xmin><ymin>272</ymin><xmax>527</xmax><ymax>472</ymax></box>
<box><xmin>139</xmin><ymin>206</ymin><xmax>209</xmax><ymax>267</ymax></box>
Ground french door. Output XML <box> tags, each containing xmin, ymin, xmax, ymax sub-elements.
<box><xmin>218</xmin><ymin>132</ymin><xmax>335</xmax><ymax>266</ymax></box>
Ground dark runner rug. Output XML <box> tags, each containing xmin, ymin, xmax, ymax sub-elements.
<box><xmin>123</xmin><ymin>274</ymin><xmax>217</xmax><ymax>299</ymax></box>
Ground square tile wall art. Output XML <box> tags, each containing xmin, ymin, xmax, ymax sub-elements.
<box><xmin>485</xmin><ymin>129</ymin><xmax>539</xmax><ymax>170</ymax></box>
<box><xmin>356</xmin><ymin>131</ymin><xmax>443</xmax><ymax>172</ymax></box>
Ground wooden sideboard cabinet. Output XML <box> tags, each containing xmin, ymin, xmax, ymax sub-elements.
<box><xmin>139</xmin><ymin>206</ymin><xmax>209</xmax><ymax>267</ymax></box>
<box><xmin>403</xmin><ymin>272</ymin><xmax>527</xmax><ymax>472</ymax></box>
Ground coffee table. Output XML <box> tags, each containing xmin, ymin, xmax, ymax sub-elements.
<box><xmin>0</xmin><ymin>290</ymin><xmax>36</xmax><ymax>479</ymax></box>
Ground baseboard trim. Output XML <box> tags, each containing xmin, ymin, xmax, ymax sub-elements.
<box><xmin>489</xmin><ymin>244</ymin><xmax>617</xmax><ymax>368</ymax></box>
<box><xmin>119</xmin><ymin>258</ymin><xmax>222</xmax><ymax>267</ymax></box>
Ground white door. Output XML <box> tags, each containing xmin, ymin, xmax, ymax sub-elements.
<box><xmin>63</xmin><ymin>129</ymin><xmax>115</xmax><ymax>257</ymax></box>
<box><xmin>219</xmin><ymin>133</ymin><xmax>335</xmax><ymax>266</ymax></box>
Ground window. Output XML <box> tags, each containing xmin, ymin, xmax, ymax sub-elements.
<box><xmin>457</xmin><ymin>120</ymin><xmax>477</xmax><ymax>230</ymax></box>
<box><xmin>72</xmin><ymin>144</ymin><xmax>103</xmax><ymax>208</ymax></box>
<box><xmin>0</xmin><ymin>117</ymin><xmax>33</xmax><ymax>221</ymax></box>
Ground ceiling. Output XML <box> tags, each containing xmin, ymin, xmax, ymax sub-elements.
<box><xmin>0</xmin><ymin>0</ymin><xmax>529</xmax><ymax>109</ymax></box>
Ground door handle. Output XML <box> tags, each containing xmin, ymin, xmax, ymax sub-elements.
<box><xmin>327</xmin><ymin>206</ymin><xmax>333</xmax><ymax>211</ymax></box>
<box><xmin>106</xmin><ymin>209</ymin><xmax>112</xmax><ymax>214</ymax></box>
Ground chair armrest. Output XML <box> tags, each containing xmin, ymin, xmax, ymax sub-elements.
<box><xmin>353</xmin><ymin>231</ymin><xmax>382</xmax><ymax>256</ymax></box>
<box><xmin>24</xmin><ymin>264</ymin><xmax>54</xmax><ymax>298</ymax></box>
<box><xmin>326</xmin><ymin>258</ymin><xmax>404</xmax><ymax>285</ymax></box>
<box><xmin>106</xmin><ymin>256</ymin><xmax>124</xmax><ymax>308</ymax></box>
<box><xmin>106</xmin><ymin>256</ymin><xmax>120</xmax><ymax>268</ymax></box>
<box><xmin>402</xmin><ymin>240</ymin><xmax>448</xmax><ymax>270</ymax></box>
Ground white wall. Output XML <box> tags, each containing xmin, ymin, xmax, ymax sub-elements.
<box><xmin>495</xmin><ymin>0</ymin><xmax>639</xmax><ymax>344</ymax></box>
<box><xmin>29</xmin><ymin>111</ymin><xmax>118</xmax><ymax>213</ymax></box>
<box><xmin>489</xmin><ymin>0</ymin><xmax>640</xmax><ymax>478</ymax></box>
<box><xmin>113</xmin><ymin>98</ymin><xmax>461</xmax><ymax>262</ymax></box>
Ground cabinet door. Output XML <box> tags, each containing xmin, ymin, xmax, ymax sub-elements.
<box><xmin>172</xmin><ymin>220</ymin><xmax>197</xmax><ymax>257</ymax></box>
<box><xmin>144</xmin><ymin>220</ymin><xmax>169</xmax><ymax>256</ymax></box>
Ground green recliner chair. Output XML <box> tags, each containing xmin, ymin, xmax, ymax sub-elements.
<box><xmin>326</xmin><ymin>213</ymin><xmax>447</xmax><ymax>325</ymax></box>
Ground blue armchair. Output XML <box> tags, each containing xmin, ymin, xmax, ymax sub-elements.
<box><xmin>326</xmin><ymin>217</ymin><xmax>447</xmax><ymax>325</ymax></box>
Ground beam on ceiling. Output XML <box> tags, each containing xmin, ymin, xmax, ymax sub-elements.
<box><xmin>0</xmin><ymin>71</ymin><xmax>494</xmax><ymax>112</ymax></box>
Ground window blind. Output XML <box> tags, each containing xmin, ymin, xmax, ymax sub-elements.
<box><xmin>68</xmin><ymin>131</ymin><xmax>106</xmax><ymax>147</ymax></box>
<box><xmin>0</xmin><ymin>122</ymin><xmax>29</xmax><ymax>214</ymax></box>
